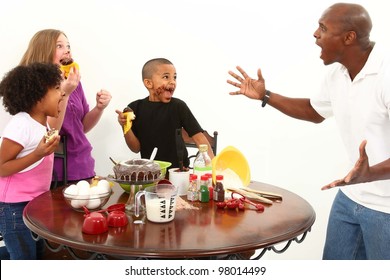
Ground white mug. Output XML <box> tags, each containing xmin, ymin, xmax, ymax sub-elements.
<box><xmin>168</xmin><ymin>168</ymin><xmax>190</xmax><ymax>196</ymax></box>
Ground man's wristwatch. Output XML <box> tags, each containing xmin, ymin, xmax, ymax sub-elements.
<box><xmin>261</xmin><ymin>90</ymin><xmax>271</xmax><ymax>107</ymax></box>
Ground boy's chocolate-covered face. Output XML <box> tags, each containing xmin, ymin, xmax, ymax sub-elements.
<box><xmin>147</xmin><ymin>64</ymin><xmax>177</xmax><ymax>103</ymax></box>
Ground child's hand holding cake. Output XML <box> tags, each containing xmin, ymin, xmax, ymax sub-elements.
<box><xmin>60</xmin><ymin>58</ymin><xmax>79</xmax><ymax>79</ymax></box>
<box><xmin>123</xmin><ymin>107</ymin><xmax>136</xmax><ymax>134</ymax></box>
<box><xmin>45</xmin><ymin>128</ymin><xmax>59</xmax><ymax>143</ymax></box>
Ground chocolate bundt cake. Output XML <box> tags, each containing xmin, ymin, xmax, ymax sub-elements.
<box><xmin>113</xmin><ymin>159</ymin><xmax>161</xmax><ymax>182</ymax></box>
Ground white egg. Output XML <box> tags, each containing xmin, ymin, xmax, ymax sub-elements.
<box><xmin>77</xmin><ymin>180</ymin><xmax>90</xmax><ymax>188</ymax></box>
<box><xmin>86</xmin><ymin>197</ymin><xmax>101</xmax><ymax>209</ymax></box>
<box><xmin>77</xmin><ymin>180</ymin><xmax>91</xmax><ymax>196</ymax></box>
<box><xmin>75</xmin><ymin>195</ymin><xmax>89</xmax><ymax>207</ymax></box>
<box><xmin>89</xmin><ymin>186</ymin><xmax>100</xmax><ymax>195</ymax></box>
<box><xmin>91</xmin><ymin>185</ymin><xmax>108</xmax><ymax>195</ymax></box>
<box><xmin>64</xmin><ymin>184</ymin><xmax>78</xmax><ymax>196</ymax></box>
<box><xmin>97</xmin><ymin>180</ymin><xmax>110</xmax><ymax>192</ymax></box>
<box><xmin>71</xmin><ymin>199</ymin><xmax>82</xmax><ymax>209</ymax></box>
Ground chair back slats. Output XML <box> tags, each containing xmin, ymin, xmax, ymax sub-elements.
<box><xmin>52</xmin><ymin>135</ymin><xmax>67</xmax><ymax>188</ymax></box>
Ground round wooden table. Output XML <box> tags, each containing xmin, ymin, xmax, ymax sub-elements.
<box><xmin>23</xmin><ymin>181</ymin><xmax>315</xmax><ymax>259</ymax></box>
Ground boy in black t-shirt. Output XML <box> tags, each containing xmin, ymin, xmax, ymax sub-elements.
<box><xmin>115</xmin><ymin>58</ymin><xmax>214</xmax><ymax>168</ymax></box>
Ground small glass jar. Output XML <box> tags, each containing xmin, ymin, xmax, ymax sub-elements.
<box><xmin>213</xmin><ymin>174</ymin><xmax>225</xmax><ymax>202</ymax></box>
<box><xmin>187</xmin><ymin>174</ymin><xmax>199</xmax><ymax>202</ymax></box>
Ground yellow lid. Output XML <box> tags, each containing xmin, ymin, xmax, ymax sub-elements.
<box><xmin>212</xmin><ymin>146</ymin><xmax>251</xmax><ymax>187</ymax></box>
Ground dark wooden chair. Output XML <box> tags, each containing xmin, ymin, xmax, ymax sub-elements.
<box><xmin>51</xmin><ymin>135</ymin><xmax>67</xmax><ymax>189</ymax></box>
<box><xmin>181</xmin><ymin>128</ymin><xmax>218</xmax><ymax>168</ymax></box>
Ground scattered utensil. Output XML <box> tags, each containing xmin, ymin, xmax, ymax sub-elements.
<box><xmin>241</xmin><ymin>186</ymin><xmax>283</xmax><ymax>200</ymax></box>
<box><xmin>109</xmin><ymin>157</ymin><xmax>118</xmax><ymax>165</ymax></box>
<box><xmin>231</xmin><ymin>192</ymin><xmax>265</xmax><ymax>211</ymax></box>
<box><xmin>226</xmin><ymin>187</ymin><xmax>274</xmax><ymax>204</ymax></box>
<box><xmin>175</xmin><ymin>129</ymin><xmax>185</xmax><ymax>171</ymax></box>
<box><xmin>82</xmin><ymin>203</ymin><xmax>125</xmax><ymax>215</ymax></box>
<box><xmin>150</xmin><ymin>147</ymin><xmax>158</xmax><ymax>161</ymax></box>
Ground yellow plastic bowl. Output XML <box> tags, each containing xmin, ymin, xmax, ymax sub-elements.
<box><xmin>212</xmin><ymin>146</ymin><xmax>251</xmax><ymax>187</ymax></box>
<box><xmin>118</xmin><ymin>160</ymin><xmax>172</xmax><ymax>193</ymax></box>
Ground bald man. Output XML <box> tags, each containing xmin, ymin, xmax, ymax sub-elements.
<box><xmin>228</xmin><ymin>3</ymin><xmax>390</xmax><ymax>259</ymax></box>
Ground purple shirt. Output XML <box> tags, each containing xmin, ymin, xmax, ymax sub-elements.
<box><xmin>53</xmin><ymin>82</ymin><xmax>95</xmax><ymax>181</ymax></box>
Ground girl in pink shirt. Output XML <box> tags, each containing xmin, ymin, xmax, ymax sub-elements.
<box><xmin>0</xmin><ymin>63</ymin><xmax>63</xmax><ymax>259</ymax></box>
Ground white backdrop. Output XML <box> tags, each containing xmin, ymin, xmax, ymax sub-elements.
<box><xmin>0</xmin><ymin>0</ymin><xmax>388</xmax><ymax>260</ymax></box>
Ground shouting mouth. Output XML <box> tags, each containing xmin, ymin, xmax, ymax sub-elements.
<box><xmin>156</xmin><ymin>85</ymin><xmax>175</xmax><ymax>95</ymax></box>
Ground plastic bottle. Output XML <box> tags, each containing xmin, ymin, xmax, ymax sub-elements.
<box><xmin>199</xmin><ymin>175</ymin><xmax>210</xmax><ymax>202</ymax></box>
<box><xmin>213</xmin><ymin>174</ymin><xmax>225</xmax><ymax>202</ymax></box>
<box><xmin>187</xmin><ymin>174</ymin><xmax>199</xmax><ymax>202</ymax></box>
<box><xmin>205</xmin><ymin>173</ymin><xmax>213</xmax><ymax>200</ymax></box>
<box><xmin>193</xmin><ymin>144</ymin><xmax>212</xmax><ymax>180</ymax></box>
